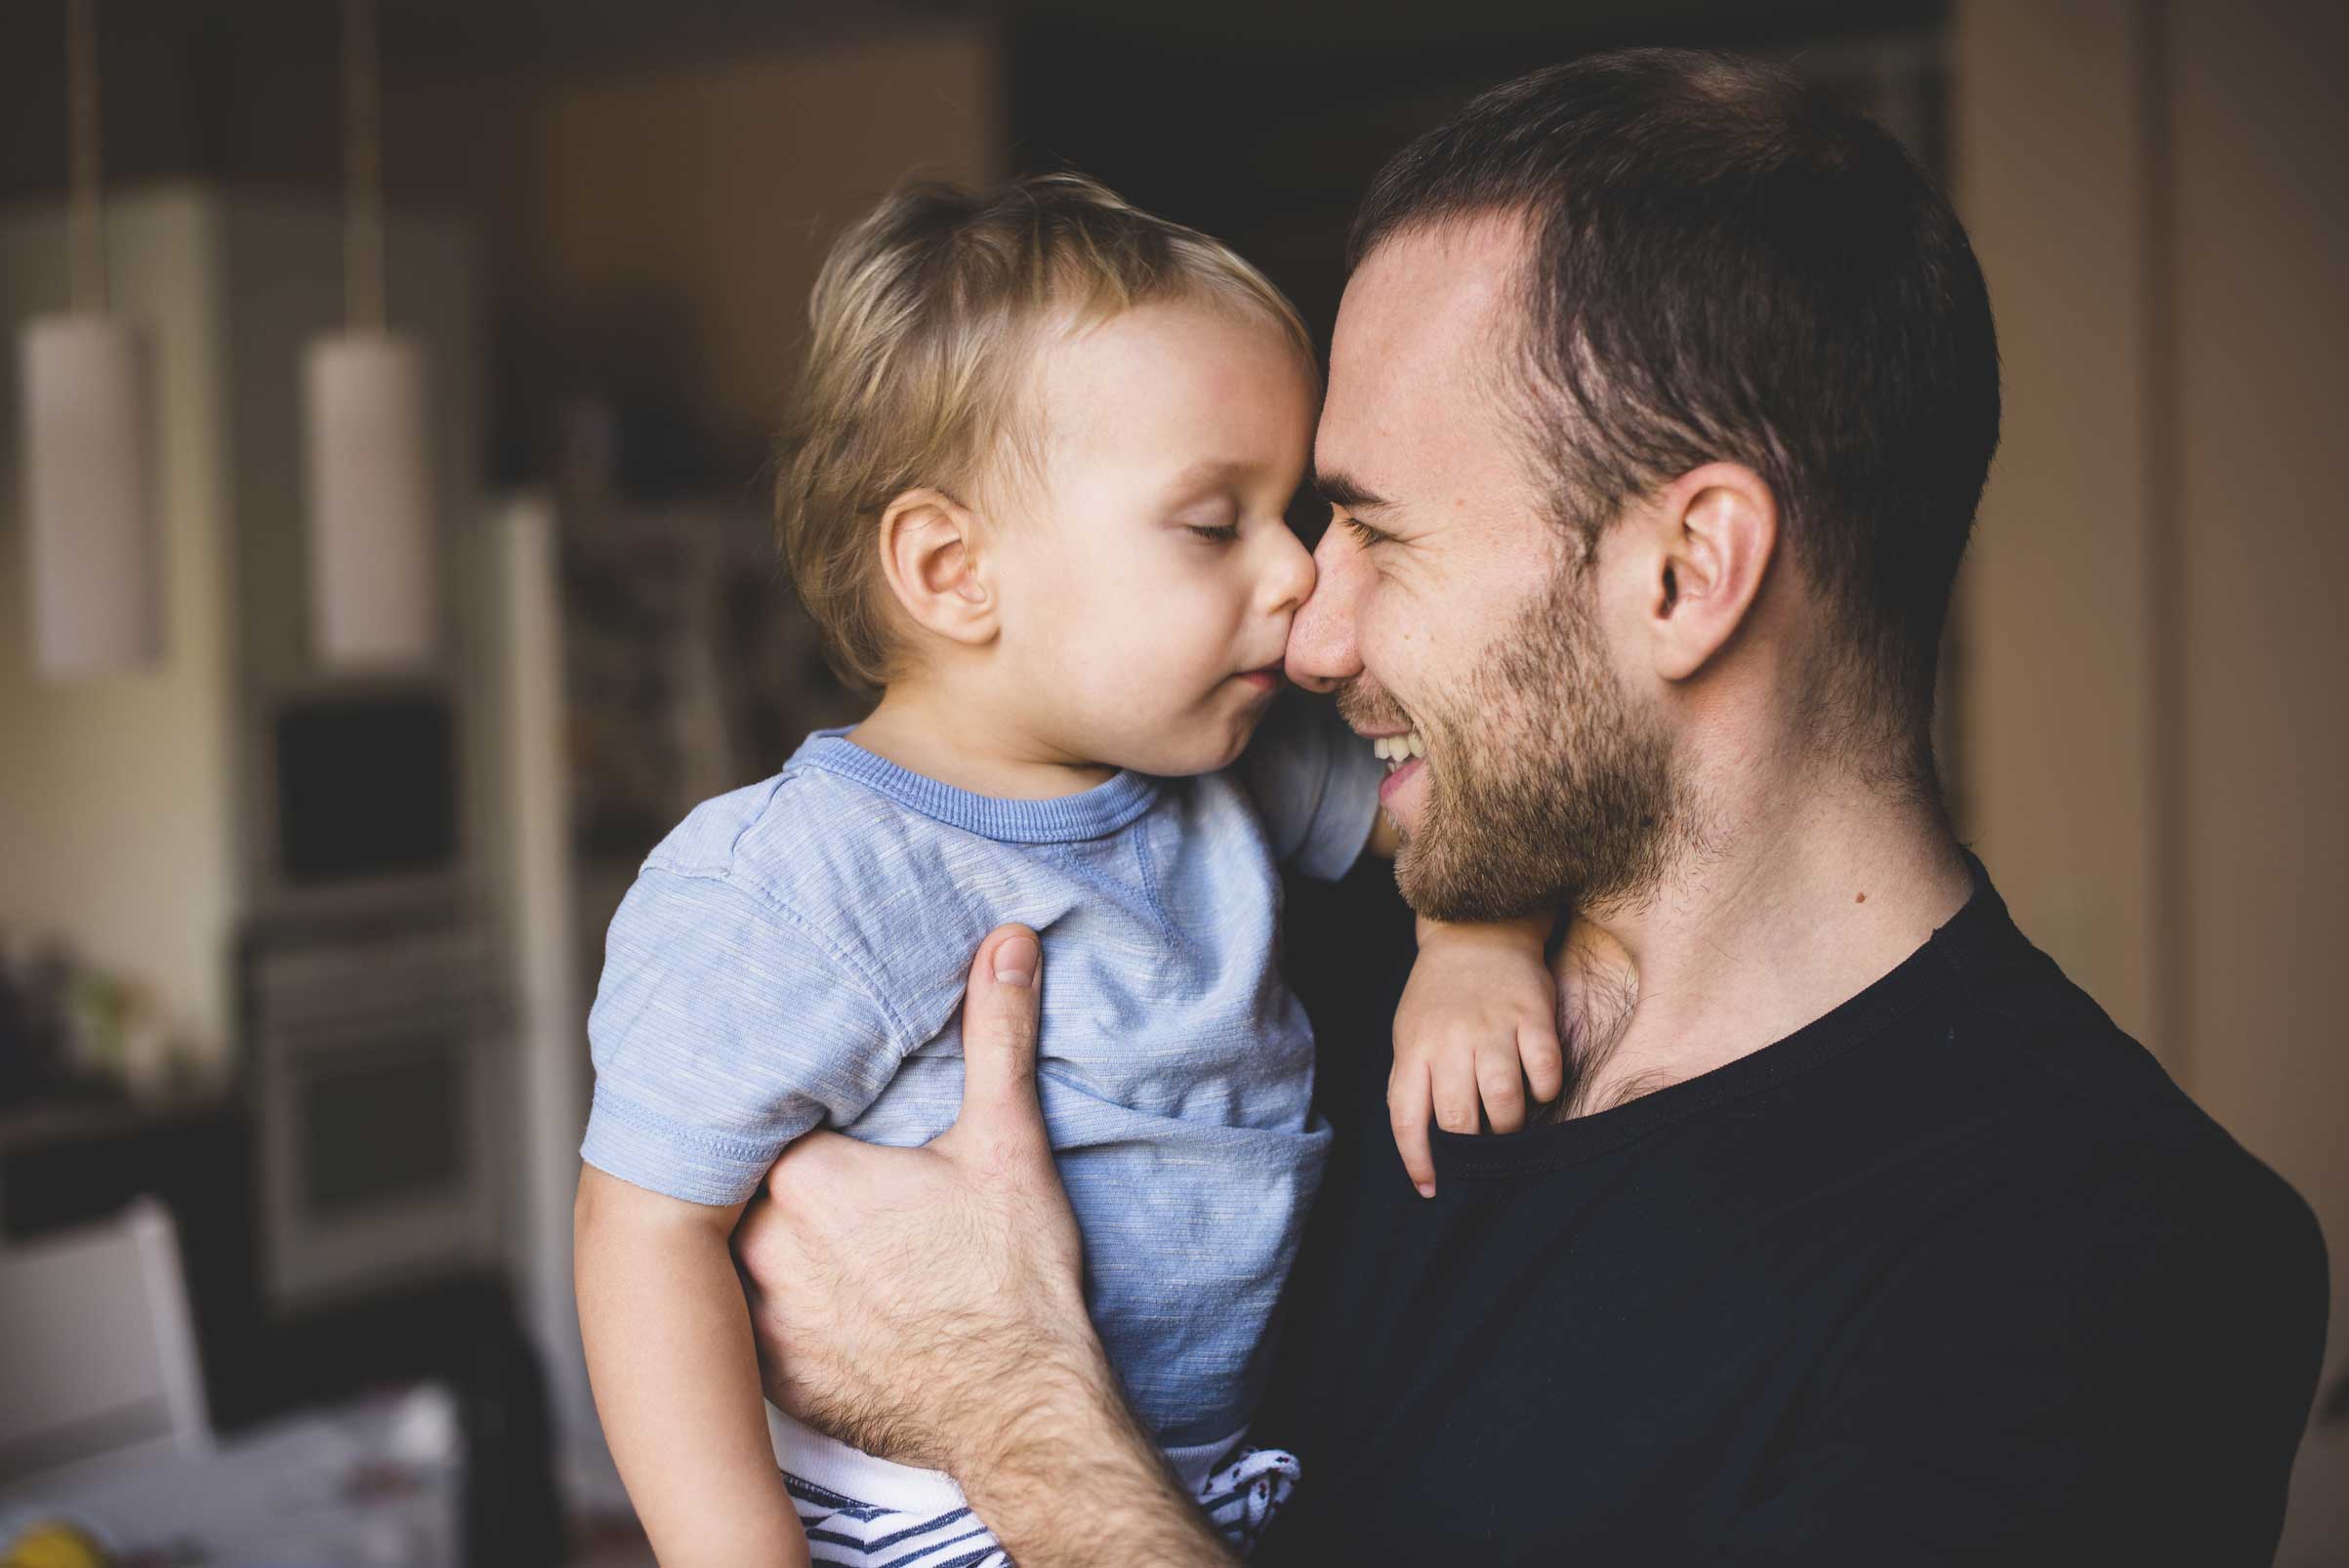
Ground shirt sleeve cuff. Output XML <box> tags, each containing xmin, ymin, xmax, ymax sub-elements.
<box><xmin>578</xmin><ymin>1083</ymin><xmax>780</xmax><ymax>1208</ymax></box>
<box><xmin>1292</xmin><ymin>741</ymin><xmax>1386</xmax><ymax>882</ymax></box>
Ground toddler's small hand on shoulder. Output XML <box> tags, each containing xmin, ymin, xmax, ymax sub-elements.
<box><xmin>1389</xmin><ymin>915</ymin><xmax>1565</xmax><ymax>1197</ymax></box>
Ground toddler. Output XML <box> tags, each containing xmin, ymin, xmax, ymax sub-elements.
<box><xmin>573</xmin><ymin>174</ymin><xmax>1561</xmax><ymax>1567</ymax></box>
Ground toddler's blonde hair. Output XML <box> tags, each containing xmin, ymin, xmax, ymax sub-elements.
<box><xmin>774</xmin><ymin>171</ymin><xmax>1316</xmax><ymax>691</ymax></box>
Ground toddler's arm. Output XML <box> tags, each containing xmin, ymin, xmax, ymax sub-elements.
<box><xmin>1388</xmin><ymin>912</ymin><xmax>1565</xmax><ymax>1197</ymax></box>
<box><xmin>575</xmin><ymin>1164</ymin><xmax>808</xmax><ymax>1568</ymax></box>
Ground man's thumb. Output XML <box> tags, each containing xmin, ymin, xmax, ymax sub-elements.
<box><xmin>955</xmin><ymin>924</ymin><xmax>1047</xmax><ymax>1140</ymax></box>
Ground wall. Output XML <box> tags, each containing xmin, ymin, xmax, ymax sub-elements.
<box><xmin>1953</xmin><ymin>3</ymin><xmax>2161</xmax><ymax>1052</ymax></box>
<box><xmin>403</xmin><ymin>23</ymin><xmax>1008</xmax><ymax>475</ymax></box>
<box><xmin>0</xmin><ymin>192</ymin><xmax>241</xmax><ymax>1060</ymax></box>
<box><xmin>1955</xmin><ymin>3</ymin><xmax>2348</xmax><ymax>1558</ymax></box>
<box><xmin>2167</xmin><ymin>7</ymin><xmax>2349</xmax><ymax>1555</ymax></box>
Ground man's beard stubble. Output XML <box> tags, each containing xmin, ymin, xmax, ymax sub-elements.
<box><xmin>1345</xmin><ymin>561</ymin><xmax>1692</xmax><ymax>925</ymax></box>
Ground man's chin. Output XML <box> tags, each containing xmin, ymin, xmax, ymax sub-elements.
<box><xmin>1392</xmin><ymin>832</ymin><xmax>1563</xmax><ymax>925</ymax></box>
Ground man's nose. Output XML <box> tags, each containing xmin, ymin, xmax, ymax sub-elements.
<box><xmin>1286</xmin><ymin>526</ymin><xmax>1365</xmax><ymax>694</ymax></box>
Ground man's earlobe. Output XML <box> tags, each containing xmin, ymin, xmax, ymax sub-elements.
<box><xmin>1652</xmin><ymin>463</ymin><xmax>1776</xmax><ymax>682</ymax></box>
<box><xmin>878</xmin><ymin>488</ymin><xmax>997</xmax><ymax>648</ymax></box>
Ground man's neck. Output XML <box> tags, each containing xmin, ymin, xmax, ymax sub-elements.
<box><xmin>1550</xmin><ymin>774</ymin><xmax>1973</xmax><ymax>1118</ymax></box>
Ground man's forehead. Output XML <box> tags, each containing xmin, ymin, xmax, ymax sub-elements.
<box><xmin>1333</xmin><ymin>213</ymin><xmax>1526</xmax><ymax>364</ymax></box>
<box><xmin>1319</xmin><ymin>214</ymin><xmax>1529</xmax><ymax>492</ymax></box>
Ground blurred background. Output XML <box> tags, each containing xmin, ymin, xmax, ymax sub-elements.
<box><xmin>0</xmin><ymin>1</ymin><xmax>2340</xmax><ymax>1563</ymax></box>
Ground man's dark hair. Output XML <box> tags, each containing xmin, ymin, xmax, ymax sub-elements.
<box><xmin>1351</xmin><ymin>49</ymin><xmax>2000</xmax><ymax>775</ymax></box>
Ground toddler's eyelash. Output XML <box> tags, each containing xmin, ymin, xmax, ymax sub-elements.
<box><xmin>1187</xmin><ymin>523</ymin><xmax>1240</xmax><ymax>543</ymax></box>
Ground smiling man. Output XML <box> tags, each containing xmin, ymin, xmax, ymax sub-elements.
<box><xmin>730</xmin><ymin>50</ymin><xmax>2328</xmax><ymax>1564</ymax></box>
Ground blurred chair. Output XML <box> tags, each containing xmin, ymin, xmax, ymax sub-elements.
<box><xmin>0</xmin><ymin>1195</ymin><xmax>213</xmax><ymax>1491</ymax></box>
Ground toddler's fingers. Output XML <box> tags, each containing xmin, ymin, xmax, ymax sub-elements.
<box><xmin>1520</xmin><ymin>1021</ymin><xmax>1567</xmax><ymax>1104</ymax></box>
<box><xmin>1477</xmin><ymin>1042</ymin><xmax>1527</xmax><ymax>1135</ymax></box>
<box><xmin>1387</xmin><ymin>1063</ymin><xmax>1437</xmax><ymax>1198</ymax></box>
<box><xmin>1431</xmin><ymin>1051</ymin><xmax>1481</xmax><ymax>1136</ymax></box>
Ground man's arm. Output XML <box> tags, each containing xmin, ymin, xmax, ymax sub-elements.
<box><xmin>731</xmin><ymin>926</ymin><xmax>1237</xmax><ymax>1567</ymax></box>
<box><xmin>955</xmin><ymin>1354</ymin><xmax>1237</xmax><ymax>1568</ymax></box>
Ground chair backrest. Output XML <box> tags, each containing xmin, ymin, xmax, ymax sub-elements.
<box><xmin>0</xmin><ymin>1195</ymin><xmax>213</xmax><ymax>1492</ymax></box>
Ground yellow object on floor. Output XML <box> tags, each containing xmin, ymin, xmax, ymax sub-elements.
<box><xmin>3</xmin><ymin>1521</ymin><xmax>109</xmax><ymax>1568</ymax></box>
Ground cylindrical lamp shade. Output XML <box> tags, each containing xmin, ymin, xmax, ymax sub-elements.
<box><xmin>20</xmin><ymin>314</ymin><xmax>161</xmax><ymax>676</ymax></box>
<box><xmin>303</xmin><ymin>331</ymin><xmax>437</xmax><ymax>665</ymax></box>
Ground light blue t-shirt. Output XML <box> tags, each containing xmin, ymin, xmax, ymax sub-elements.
<box><xmin>580</xmin><ymin>690</ymin><xmax>1383</xmax><ymax>1447</ymax></box>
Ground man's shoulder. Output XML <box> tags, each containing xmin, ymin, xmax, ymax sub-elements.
<box><xmin>1935</xmin><ymin>937</ymin><xmax>2327</xmax><ymax>1315</ymax></box>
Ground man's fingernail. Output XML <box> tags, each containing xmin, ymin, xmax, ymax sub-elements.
<box><xmin>993</xmin><ymin>934</ymin><xmax>1039</xmax><ymax>987</ymax></box>
<box><xmin>1416</xmin><ymin>1181</ymin><xmax>1435</xmax><ymax>1200</ymax></box>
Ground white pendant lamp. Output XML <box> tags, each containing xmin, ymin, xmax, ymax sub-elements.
<box><xmin>304</xmin><ymin>0</ymin><xmax>437</xmax><ymax>667</ymax></box>
<box><xmin>21</xmin><ymin>0</ymin><xmax>161</xmax><ymax>678</ymax></box>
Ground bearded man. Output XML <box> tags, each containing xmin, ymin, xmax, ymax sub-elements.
<box><xmin>727</xmin><ymin>49</ymin><xmax>2328</xmax><ymax>1565</ymax></box>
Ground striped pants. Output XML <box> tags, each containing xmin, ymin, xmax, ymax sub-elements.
<box><xmin>787</xmin><ymin>1444</ymin><xmax>1300</xmax><ymax>1565</ymax></box>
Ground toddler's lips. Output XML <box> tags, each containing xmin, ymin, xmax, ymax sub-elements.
<box><xmin>1238</xmin><ymin>663</ymin><xmax>1285</xmax><ymax>692</ymax></box>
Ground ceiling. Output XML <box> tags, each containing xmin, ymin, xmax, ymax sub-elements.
<box><xmin>0</xmin><ymin>0</ymin><xmax>1939</xmax><ymax>202</ymax></box>
<box><xmin>1</xmin><ymin>0</ymin><xmax>1938</xmax><ymax>71</ymax></box>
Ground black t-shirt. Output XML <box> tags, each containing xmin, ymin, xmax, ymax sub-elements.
<box><xmin>1255</xmin><ymin>863</ymin><xmax>2328</xmax><ymax>1566</ymax></box>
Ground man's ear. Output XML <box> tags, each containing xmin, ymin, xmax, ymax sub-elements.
<box><xmin>876</xmin><ymin>487</ymin><xmax>997</xmax><ymax>649</ymax></box>
<box><xmin>1644</xmin><ymin>462</ymin><xmax>1777</xmax><ymax>682</ymax></box>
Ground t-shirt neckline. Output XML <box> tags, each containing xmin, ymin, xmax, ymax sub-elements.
<box><xmin>1430</xmin><ymin>852</ymin><xmax>2018</xmax><ymax>1180</ymax></box>
<box><xmin>790</xmin><ymin>728</ymin><xmax>1162</xmax><ymax>844</ymax></box>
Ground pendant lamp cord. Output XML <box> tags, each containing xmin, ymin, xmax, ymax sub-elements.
<box><xmin>343</xmin><ymin>0</ymin><xmax>386</xmax><ymax>332</ymax></box>
<box><xmin>65</xmin><ymin>0</ymin><xmax>104</xmax><ymax>313</ymax></box>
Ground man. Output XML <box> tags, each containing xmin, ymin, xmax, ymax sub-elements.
<box><xmin>733</xmin><ymin>50</ymin><xmax>2328</xmax><ymax>1563</ymax></box>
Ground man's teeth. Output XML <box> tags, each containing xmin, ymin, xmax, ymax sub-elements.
<box><xmin>1372</xmin><ymin>730</ymin><xmax>1427</xmax><ymax>768</ymax></box>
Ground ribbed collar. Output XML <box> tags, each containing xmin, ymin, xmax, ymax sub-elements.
<box><xmin>788</xmin><ymin>728</ymin><xmax>1161</xmax><ymax>844</ymax></box>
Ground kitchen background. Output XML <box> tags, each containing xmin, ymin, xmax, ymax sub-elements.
<box><xmin>0</xmin><ymin>1</ymin><xmax>2341</xmax><ymax>1562</ymax></box>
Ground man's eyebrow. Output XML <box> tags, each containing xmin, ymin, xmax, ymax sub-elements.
<box><xmin>1312</xmin><ymin>468</ymin><xmax>1391</xmax><ymax>514</ymax></box>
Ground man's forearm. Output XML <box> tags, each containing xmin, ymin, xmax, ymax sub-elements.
<box><xmin>957</xmin><ymin>1355</ymin><xmax>1236</xmax><ymax>1568</ymax></box>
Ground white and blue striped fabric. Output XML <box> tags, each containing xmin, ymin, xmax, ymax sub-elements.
<box><xmin>780</xmin><ymin>1414</ymin><xmax>1300</xmax><ymax>1565</ymax></box>
<box><xmin>581</xmin><ymin>689</ymin><xmax>1381</xmax><ymax>1520</ymax></box>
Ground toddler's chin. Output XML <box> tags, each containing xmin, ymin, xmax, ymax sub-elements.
<box><xmin>1113</xmin><ymin>723</ymin><xmax>1253</xmax><ymax>780</ymax></box>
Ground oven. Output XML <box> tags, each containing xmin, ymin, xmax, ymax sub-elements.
<box><xmin>239</xmin><ymin>676</ymin><xmax>509</xmax><ymax>1312</ymax></box>
<box><xmin>246</xmin><ymin>918</ymin><xmax>502</xmax><ymax>1308</ymax></box>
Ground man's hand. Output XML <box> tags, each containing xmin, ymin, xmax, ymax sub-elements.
<box><xmin>731</xmin><ymin>926</ymin><xmax>1236</xmax><ymax>1566</ymax></box>
<box><xmin>732</xmin><ymin>925</ymin><xmax>1092</xmax><ymax>1469</ymax></box>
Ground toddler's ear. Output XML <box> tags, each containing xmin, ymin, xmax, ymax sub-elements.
<box><xmin>877</xmin><ymin>487</ymin><xmax>997</xmax><ymax>648</ymax></box>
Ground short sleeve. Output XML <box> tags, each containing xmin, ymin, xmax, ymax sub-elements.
<box><xmin>1241</xmin><ymin>686</ymin><xmax>1384</xmax><ymax>881</ymax></box>
<box><xmin>579</xmin><ymin>863</ymin><xmax>907</xmax><ymax>1207</ymax></box>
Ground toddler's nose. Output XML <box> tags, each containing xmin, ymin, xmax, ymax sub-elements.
<box><xmin>1259</xmin><ymin>524</ymin><xmax>1317</xmax><ymax>617</ymax></box>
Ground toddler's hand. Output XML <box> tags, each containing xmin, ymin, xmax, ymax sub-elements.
<box><xmin>1389</xmin><ymin>914</ymin><xmax>1564</xmax><ymax>1197</ymax></box>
